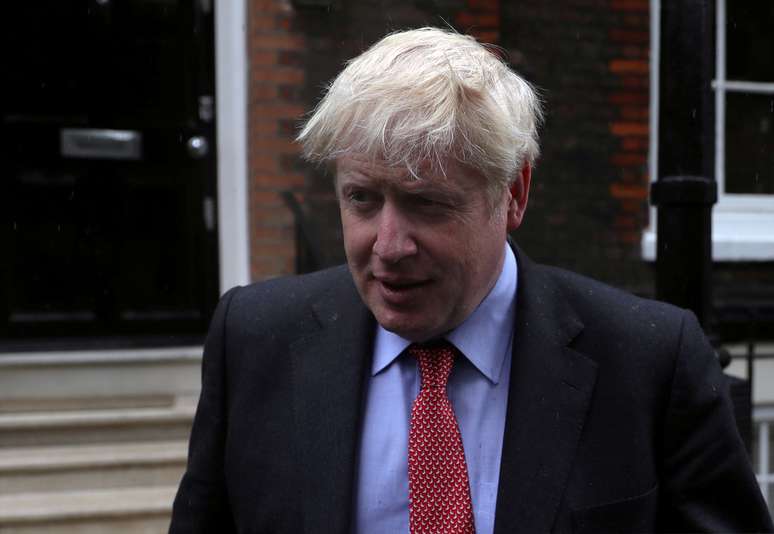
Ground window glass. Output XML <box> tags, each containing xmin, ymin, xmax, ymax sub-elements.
<box><xmin>725</xmin><ymin>93</ymin><xmax>774</xmax><ymax>195</ymax></box>
<box><xmin>727</xmin><ymin>1</ymin><xmax>774</xmax><ymax>83</ymax></box>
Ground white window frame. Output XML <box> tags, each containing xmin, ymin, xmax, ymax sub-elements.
<box><xmin>753</xmin><ymin>406</ymin><xmax>774</xmax><ymax>509</ymax></box>
<box><xmin>642</xmin><ymin>0</ymin><xmax>774</xmax><ymax>261</ymax></box>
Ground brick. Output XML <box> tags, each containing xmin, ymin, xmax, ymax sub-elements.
<box><xmin>279</xmin><ymin>153</ymin><xmax>307</xmax><ymax>174</ymax></box>
<box><xmin>620</xmin><ymin>45</ymin><xmax>647</xmax><ymax>59</ymax></box>
<box><xmin>252</xmin><ymin>66</ymin><xmax>304</xmax><ymax>84</ymax></box>
<box><xmin>614</xmin><ymin>215</ymin><xmax>637</xmax><ymax>229</ymax></box>
<box><xmin>618</xmin><ymin>169</ymin><xmax>647</xmax><ymax>184</ymax></box>
<box><xmin>611</xmin><ymin>152</ymin><xmax>646</xmax><ymax>167</ymax></box>
<box><xmin>251</xmin><ymin>120</ymin><xmax>278</xmax><ymax>136</ymax></box>
<box><xmin>610</xmin><ymin>183</ymin><xmax>648</xmax><ymax>200</ymax></box>
<box><xmin>619</xmin><ymin>198</ymin><xmax>645</xmax><ymax>215</ymax></box>
<box><xmin>610</xmin><ymin>0</ymin><xmax>648</xmax><ymax>12</ymax></box>
<box><xmin>609</xmin><ymin>59</ymin><xmax>648</xmax><ymax>74</ymax></box>
<box><xmin>250</xmin><ymin>153</ymin><xmax>280</xmax><ymax>173</ymax></box>
<box><xmin>276</xmin><ymin>14</ymin><xmax>295</xmax><ymax>31</ymax></box>
<box><xmin>621</xmin><ymin>137</ymin><xmax>649</xmax><ymax>151</ymax></box>
<box><xmin>467</xmin><ymin>0</ymin><xmax>498</xmax><ymax>8</ymax></box>
<box><xmin>617</xmin><ymin>230</ymin><xmax>641</xmax><ymax>245</ymax></box>
<box><xmin>622</xmin><ymin>14</ymin><xmax>647</xmax><ymax>27</ymax></box>
<box><xmin>253</xmin><ymin>104</ymin><xmax>306</xmax><ymax>119</ymax></box>
<box><xmin>251</xmin><ymin>33</ymin><xmax>305</xmax><ymax>51</ymax></box>
<box><xmin>251</xmin><ymin>15</ymin><xmax>278</xmax><ymax>31</ymax></box>
<box><xmin>277</xmin><ymin>118</ymin><xmax>300</xmax><ymax>138</ymax></box>
<box><xmin>251</xmin><ymin>50</ymin><xmax>278</xmax><ymax>67</ymax></box>
<box><xmin>251</xmin><ymin>84</ymin><xmax>279</xmax><ymax>100</ymax></box>
<box><xmin>278</xmin><ymin>84</ymin><xmax>305</xmax><ymax>102</ymax></box>
<box><xmin>251</xmin><ymin>205</ymin><xmax>294</xmax><ymax>226</ymax></box>
<box><xmin>250</xmin><ymin>188</ymin><xmax>293</xmax><ymax>204</ymax></box>
<box><xmin>609</xmin><ymin>29</ymin><xmax>648</xmax><ymax>44</ymax></box>
<box><xmin>610</xmin><ymin>122</ymin><xmax>649</xmax><ymax>136</ymax></box>
<box><xmin>252</xmin><ymin>256</ymin><xmax>293</xmax><ymax>280</ymax></box>
<box><xmin>618</xmin><ymin>75</ymin><xmax>649</xmax><ymax>89</ymax></box>
<box><xmin>609</xmin><ymin>92</ymin><xmax>648</xmax><ymax>105</ymax></box>
<box><xmin>250</xmin><ymin>0</ymin><xmax>293</xmax><ymax>14</ymax></box>
<box><xmin>253</xmin><ymin>137</ymin><xmax>301</xmax><ymax>154</ymax></box>
<box><xmin>251</xmin><ymin>225</ymin><xmax>294</xmax><ymax>241</ymax></box>
<box><xmin>278</xmin><ymin>49</ymin><xmax>304</xmax><ymax>67</ymax></box>
<box><xmin>256</xmin><ymin>241</ymin><xmax>296</xmax><ymax>255</ymax></box>
<box><xmin>456</xmin><ymin>12</ymin><xmax>500</xmax><ymax>28</ymax></box>
<box><xmin>472</xmin><ymin>30</ymin><xmax>500</xmax><ymax>44</ymax></box>
<box><xmin>253</xmin><ymin>172</ymin><xmax>306</xmax><ymax>187</ymax></box>
<box><xmin>619</xmin><ymin>106</ymin><xmax>649</xmax><ymax>121</ymax></box>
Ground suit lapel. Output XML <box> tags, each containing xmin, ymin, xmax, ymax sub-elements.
<box><xmin>289</xmin><ymin>272</ymin><xmax>374</xmax><ymax>534</ymax></box>
<box><xmin>494</xmin><ymin>251</ymin><xmax>598</xmax><ymax>533</ymax></box>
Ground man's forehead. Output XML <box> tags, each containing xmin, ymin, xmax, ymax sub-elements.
<box><xmin>336</xmin><ymin>155</ymin><xmax>409</xmax><ymax>181</ymax></box>
<box><xmin>335</xmin><ymin>154</ymin><xmax>482</xmax><ymax>193</ymax></box>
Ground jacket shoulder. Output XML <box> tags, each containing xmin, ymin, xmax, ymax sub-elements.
<box><xmin>539</xmin><ymin>264</ymin><xmax>689</xmax><ymax>331</ymax></box>
<box><xmin>529</xmin><ymin>263</ymin><xmax>698</xmax><ymax>365</ymax></box>
<box><xmin>218</xmin><ymin>265</ymin><xmax>358</xmax><ymax>336</ymax></box>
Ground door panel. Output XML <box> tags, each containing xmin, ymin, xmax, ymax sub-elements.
<box><xmin>1</xmin><ymin>0</ymin><xmax>218</xmax><ymax>347</ymax></box>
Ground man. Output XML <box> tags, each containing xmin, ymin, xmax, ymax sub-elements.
<box><xmin>170</xmin><ymin>28</ymin><xmax>772</xmax><ymax>533</ymax></box>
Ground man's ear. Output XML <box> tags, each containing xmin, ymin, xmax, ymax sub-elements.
<box><xmin>506</xmin><ymin>163</ymin><xmax>531</xmax><ymax>231</ymax></box>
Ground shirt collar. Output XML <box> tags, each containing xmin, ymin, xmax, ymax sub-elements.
<box><xmin>371</xmin><ymin>242</ymin><xmax>518</xmax><ymax>384</ymax></box>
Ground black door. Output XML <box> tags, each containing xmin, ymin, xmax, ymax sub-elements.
<box><xmin>0</xmin><ymin>0</ymin><xmax>219</xmax><ymax>349</ymax></box>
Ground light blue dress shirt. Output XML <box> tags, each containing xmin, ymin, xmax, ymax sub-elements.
<box><xmin>354</xmin><ymin>243</ymin><xmax>518</xmax><ymax>534</ymax></box>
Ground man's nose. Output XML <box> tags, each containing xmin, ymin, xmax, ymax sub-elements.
<box><xmin>372</xmin><ymin>202</ymin><xmax>417</xmax><ymax>263</ymax></box>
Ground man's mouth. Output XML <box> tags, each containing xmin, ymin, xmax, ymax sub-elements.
<box><xmin>380</xmin><ymin>279</ymin><xmax>429</xmax><ymax>290</ymax></box>
<box><xmin>373</xmin><ymin>276</ymin><xmax>432</xmax><ymax>297</ymax></box>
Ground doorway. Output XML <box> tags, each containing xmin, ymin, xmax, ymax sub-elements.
<box><xmin>0</xmin><ymin>0</ymin><xmax>219</xmax><ymax>349</ymax></box>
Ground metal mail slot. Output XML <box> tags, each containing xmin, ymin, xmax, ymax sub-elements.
<box><xmin>61</xmin><ymin>128</ymin><xmax>142</xmax><ymax>160</ymax></box>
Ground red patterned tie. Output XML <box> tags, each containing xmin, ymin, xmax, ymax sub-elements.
<box><xmin>408</xmin><ymin>341</ymin><xmax>475</xmax><ymax>534</ymax></box>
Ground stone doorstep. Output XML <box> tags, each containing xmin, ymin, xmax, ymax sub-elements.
<box><xmin>0</xmin><ymin>486</ymin><xmax>177</xmax><ymax>524</ymax></box>
<box><xmin>0</xmin><ymin>441</ymin><xmax>188</xmax><ymax>473</ymax></box>
<box><xmin>0</xmin><ymin>405</ymin><xmax>196</xmax><ymax>431</ymax></box>
<box><xmin>0</xmin><ymin>405</ymin><xmax>197</xmax><ymax>448</ymax></box>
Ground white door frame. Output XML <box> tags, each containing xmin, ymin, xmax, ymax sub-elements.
<box><xmin>215</xmin><ymin>0</ymin><xmax>251</xmax><ymax>291</ymax></box>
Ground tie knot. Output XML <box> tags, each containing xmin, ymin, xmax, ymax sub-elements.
<box><xmin>408</xmin><ymin>341</ymin><xmax>456</xmax><ymax>389</ymax></box>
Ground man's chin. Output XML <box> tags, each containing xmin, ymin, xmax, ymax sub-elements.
<box><xmin>373</xmin><ymin>311</ymin><xmax>439</xmax><ymax>343</ymax></box>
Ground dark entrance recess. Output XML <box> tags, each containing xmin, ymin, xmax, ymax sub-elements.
<box><xmin>0</xmin><ymin>0</ymin><xmax>219</xmax><ymax>350</ymax></box>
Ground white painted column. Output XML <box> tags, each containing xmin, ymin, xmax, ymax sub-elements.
<box><xmin>215</xmin><ymin>0</ymin><xmax>251</xmax><ymax>291</ymax></box>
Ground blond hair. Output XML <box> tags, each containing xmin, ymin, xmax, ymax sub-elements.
<box><xmin>296</xmin><ymin>27</ymin><xmax>542</xmax><ymax>198</ymax></box>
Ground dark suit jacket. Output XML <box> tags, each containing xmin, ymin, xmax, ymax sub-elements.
<box><xmin>170</xmin><ymin>249</ymin><xmax>773</xmax><ymax>533</ymax></box>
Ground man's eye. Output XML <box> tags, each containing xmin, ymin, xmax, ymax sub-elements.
<box><xmin>347</xmin><ymin>190</ymin><xmax>378</xmax><ymax>205</ymax></box>
<box><xmin>413</xmin><ymin>196</ymin><xmax>446</xmax><ymax>210</ymax></box>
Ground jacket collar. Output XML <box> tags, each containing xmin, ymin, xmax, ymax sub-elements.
<box><xmin>289</xmin><ymin>269</ymin><xmax>374</xmax><ymax>534</ymax></box>
<box><xmin>494</xmin><ymin>246</ymin><xmax>598</xmax><ymax>533</ymax></box>
<box><xmin>288</xmin><ymin>247</ymin><xmax>599</xmax><ymax>534</ymax></box>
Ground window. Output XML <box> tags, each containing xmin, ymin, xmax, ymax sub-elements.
<box><xmin>642</xmin><ymin>0</ymin><xmax>774</xmax><ymax>261</ymax></box>
<box><xmin>753</xmin><ymin>409</ymin><xmax>774</xmax><ymax>516</ymax></box>
<box><xmin>712</xmin><ymin>0</ymin><xmax>774</xmax><ymax>260</ymax></box>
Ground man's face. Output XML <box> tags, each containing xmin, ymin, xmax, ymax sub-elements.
<box><xmin>336</xmin><ymin>155</ymin><xmax>528</xmax><ymax>342</ymax></box>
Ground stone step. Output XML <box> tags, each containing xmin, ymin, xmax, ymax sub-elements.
<box><xmin>0</xmin><ymin>347</ymin><xmax>202</xmax><ymax>413</ymax></box>
<box><xmin>0</xmin><ymin>405</ymin><xmax>196</xmax><ymax>447</ymax></box>
<box><xmin>0</xmin><ymin>441</ymin><xmax>188</xmax><ymax>495</ymax></box>
<box><xmin>0</xmin><ymin>486</ymin><xmax>176</xmax><ymax>534</ymax></box>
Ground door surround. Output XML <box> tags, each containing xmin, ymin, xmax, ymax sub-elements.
<box><xmin>215</xmin><ymin>0</ymin><xmax>251</xmax><ymax>292</ymax></box>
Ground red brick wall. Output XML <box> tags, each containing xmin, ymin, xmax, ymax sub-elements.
<box><xmin>607</xmin><ymin>0</ymin><xmax>650</xmax><ymax>247</ymax></box>
<box><xmin>502</xmin><ymin>0</ymin><xmax>652</xmax><ymax>292</ymax></box>
<box><xmin>247</xmin><ymin>0</ymin><xmax>306</xmax><ymax>280</ymax></box>
<box><xmin>456</xmin><ymin>0</ymin><xmax>500</xmax><ymax>44</ymax></box>
<box><xmin>246</xmin><ymin>0</ymin><xmax>504</xmax><ymax>280</ymax></box>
